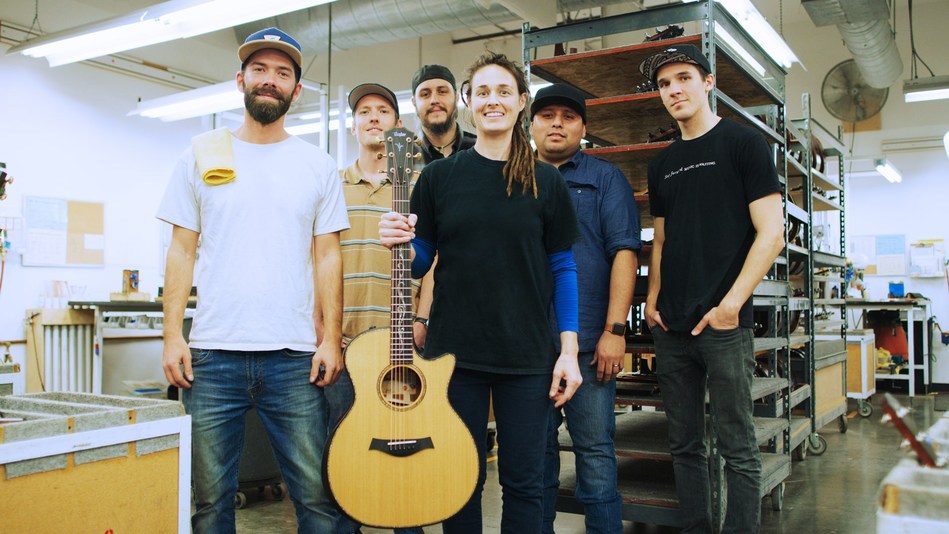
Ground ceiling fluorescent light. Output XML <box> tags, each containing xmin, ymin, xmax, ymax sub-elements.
<box><xmin>903</xmin><ymin>74</ymin><xmax>949</xmax><ymax>103</ymax></box>
<box><xmin>131</xmin><ymin>81</ymin><xmax>243</xmax><ymax>121</ymax></box>
<box><xmin>10</xmin><ymin>0</ymin><xmax>338</xmax><ymax>67</ymax></box>
<box><xmin>714</xmin><ymin>0</ymin><xmax>800</xmax><ymax>69</ymax></box>
<box><xmin>714</xmin><ymin>23</ymin><xmax>767</xmax><ymax>77</ymax></box>
<box><xmin>874</xmin><ymin>158</ymin><xmax>902</xmax><ymax>183</ymax></box>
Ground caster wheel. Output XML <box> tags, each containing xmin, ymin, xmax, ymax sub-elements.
<box><xmin>838</xmin><ymin>414</ymin><xmax>848</xmax><ymax>434</ymax></box>
<box><xmin>234</xmin><ymin>491</ymin><xmax>248</xmax><ymax>509</ymax></box>
<box><xmin>858</xmin><ymin>401</ymin><xmax>873</xmax><ymax>418</ymax></box>
<box><xmin>808</xmin><ymin>434</ymin><xmax>827</xmax><ymax>456</ymax></box>
<box><xmin>272</xmin><ymin>482</ymin><xmax>286</xmax><ymax>500</ymax></box>
<box><xmin>793</xmin><ymin>440</ymin><xmax>807</xmax><ymax>461</ymax></box>
<box><xmin>771</xmin><ymin>482</ymin><xmax>785</xmax><ymax>511</ymax></box>
<box><xmin>486</xmin><ymin>429</ymin><xmax>497</xmax><ymax>451</ymax></box>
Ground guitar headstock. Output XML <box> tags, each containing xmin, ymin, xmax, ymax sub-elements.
<box><xmin>881</xmin><ymin>392</ymin><xmax>940</xmax><ymax>468</ymax></box>
<box><xmin>383</xmin><ymin>127</ymin><xmax>420</xmax><ymax>192</ymax></box>
<box><xmin>0</xmin><ymin>163</ymin><xmax>12</xmax><ymax>201</ymax></box>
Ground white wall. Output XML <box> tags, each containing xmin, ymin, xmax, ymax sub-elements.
<box><xmin>0</xmin><ymin>51</ymin><xmax>206</xmax><ymax>392</ymax></box>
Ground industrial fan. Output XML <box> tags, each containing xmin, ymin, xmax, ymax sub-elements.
<box><xmin>821</xmin><ymin>59</ymin><xmax>888</xmax><ymax>122</ymax></box>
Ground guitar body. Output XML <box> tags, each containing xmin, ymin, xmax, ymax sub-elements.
<box><xmin>325</xmin><ymin>327</ymin><xmax>478</xmax><ymax>527</ymax></box>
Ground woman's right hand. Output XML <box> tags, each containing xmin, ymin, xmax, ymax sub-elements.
<box><xmin>379</xmin><ymin>211</ymin><xmax>417</xmax><ymax>249</ymax></box>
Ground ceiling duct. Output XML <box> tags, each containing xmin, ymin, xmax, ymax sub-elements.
<box><xmin>803</xmin><ymin>0</ymin><xmax>902</xmax><ymax>89</ymax></box>
<box><xmin>234</xmin><ymin>0</ymin><xmax>630</xmax><ymax>54</ymax></box>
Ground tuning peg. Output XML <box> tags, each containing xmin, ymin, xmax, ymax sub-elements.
<box><xmin>376</xmin><ymin>153</ymin><xmax>384</xmax><ymax>160</ymax></box>
<box><xmin>414</xmin><ymin>138</ymin><xmax>422</xmax><ymax>146</ymax></box>
<box><xmin>413</xmin><ymin>153</ymin><xmax>422</xmax><ymax>162</ymax></box>
<box><xmin>412</xmin><ymin>170</ymin><xmax>421</xmax><ymax>176</ymax></box>
<box><xmin>375</xmin><ymin>136</ymin><xmax>385</xmax><ymax>144</ymax></box>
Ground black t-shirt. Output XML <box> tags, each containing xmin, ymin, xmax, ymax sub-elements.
<box><xmin>412</xmin><ymin>148</ymin><xmax>581</xmax><ymax>374</ymax></box>
<box><xmin>647</xmin><ymin>118</ymin><xmax>781</xmax><ymax>332</ymax></box>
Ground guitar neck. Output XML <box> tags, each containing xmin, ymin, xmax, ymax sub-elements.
<box><xmin>386</xmin><ymin>128</ymin><xmax>417</xmax><ymax>364</ymax></box>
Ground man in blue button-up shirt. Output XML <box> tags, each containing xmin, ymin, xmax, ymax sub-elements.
<box><xmin>531</xmin><ymin>83</ymin><xmax>641</xmax><ymax>534</ymax></box>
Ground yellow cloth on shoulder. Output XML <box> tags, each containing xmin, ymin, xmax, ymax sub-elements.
<box><xmin>192</xmin><ymin>128</ymin><xmax>236</xmax><ymax>185</ymax></box>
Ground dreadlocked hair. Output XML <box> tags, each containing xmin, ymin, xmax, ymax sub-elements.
<box><xmin>461</xmin><ymin>51</ymin><xmax>537</xmax><ymax>198</ymax></box>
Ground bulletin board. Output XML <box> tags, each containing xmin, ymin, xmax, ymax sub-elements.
<box><xmin>22</xmin><ymin>196</ymin><xmax>104</xmax><ymax>267</ymax></box>
<box><xmin>848</xmin><ymin>234</ymin><xmax>906</xmax><ymax>276</ymax></box>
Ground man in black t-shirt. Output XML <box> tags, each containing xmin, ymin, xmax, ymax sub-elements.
<box><xmin>640</xmin><ymin>45</ymin><xmax>785</xmax><ymax>533</ymax></box>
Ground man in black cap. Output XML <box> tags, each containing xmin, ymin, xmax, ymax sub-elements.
<box><xmin>640</xmin><ymin>44</ymin><xmax>785</xmax><ymax>533</ymax></box>
<box><xmin>411</xmin><ymin>64</ymin><xmax>476</xmax><ymax>164</ymax></box>
<box><xmin>158</xmin><ymin>27</ymin><xmax>348</xmax><ymax>532</ymax></box>
<box><xmin>530</xmin><ymin>83</ymin><xmax>640</xmax><ymax>534</ymax></box>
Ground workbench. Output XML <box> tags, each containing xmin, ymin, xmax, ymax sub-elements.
<box><xmin>846</xmin><ymin>298</ymin><xmax>931</xmax><ymax>397</ymax></box>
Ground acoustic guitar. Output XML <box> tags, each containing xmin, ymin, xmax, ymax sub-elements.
<box><xmin>325</xmin><ymin>127</ymin><xmax>478</xmax><ymax>528</ymax></box>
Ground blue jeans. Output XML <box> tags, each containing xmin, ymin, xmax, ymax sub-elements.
<box><xmin>183</xmin><ymin>348</ymin><xmax>336</xmax><ymax>534</ymax></box>
<box><xmin>444</xmin><ymin>368</ymin><xmax>552</xmax><ymax>534</ymax></box>
<box><xmin>652</xmin><ymin>327</ymin><xmax>761</xmax><ymax>534</ymax></box>
<box><xmin>324</xmin><ymin>368</ymin><xmax>423</xmax><ymax>534</ymax></box>
<box><xmin>542</xmin><ymin>352</ymin><xmax>622</xmax><ymax>534</ymax></box>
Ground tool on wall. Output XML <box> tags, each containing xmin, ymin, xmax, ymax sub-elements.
<box><xmin>0</xmin><ymin>162</ymin><xmax>12</xmax><ymax>296</ymax></box>
<box><xmin>0</xmin><ymin>162</ymin><xmax>12</xmax><ymax>201</ymax></box>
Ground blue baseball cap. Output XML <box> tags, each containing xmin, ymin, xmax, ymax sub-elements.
<box><xmin>239</xmin><ymin>27</ymin><xmax>302</xmax><ymax>68</ymax></box>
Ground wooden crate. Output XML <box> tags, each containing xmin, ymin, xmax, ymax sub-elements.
<box><xmin>0</xmin><ymin>393</ymin><xmax>190</xmax><ymax>533</ymax></box>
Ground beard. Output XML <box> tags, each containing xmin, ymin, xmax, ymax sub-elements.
<box><xmin>422</xmin><ymin>106</ymin><xmax>457</xmax><ymax>136</ymax></box>
<box><xmin>245</xmin><ymin>86</ymin><xmax>293</xmax><ymax>125</ymax></box>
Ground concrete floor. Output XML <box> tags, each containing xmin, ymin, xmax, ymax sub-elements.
<box><xmin>230</xmin><ymin>394</ymin><xmax>941</xmax><ymax>533</ymax></box>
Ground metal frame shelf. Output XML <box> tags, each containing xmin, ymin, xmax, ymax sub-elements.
<box><xmin>524</xmin><ymin>0</ymin><xmax>796</xmax><ymax>525</ymax></box>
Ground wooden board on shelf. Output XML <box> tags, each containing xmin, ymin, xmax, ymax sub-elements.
<box><xmin>531</xmin><ymin>35</ymin><xmax>780</xmax><ymax>110</ymax></box>
<box><xmin>585</xmin><ymin>93</ymin><xmax>672</xmax><ymax>147</ymax></box>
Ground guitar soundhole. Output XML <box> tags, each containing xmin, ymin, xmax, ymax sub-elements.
<box><xmin>379</xmin><ymin>365</ymin><xmax>424</xmax><ymax>411</ymax></box>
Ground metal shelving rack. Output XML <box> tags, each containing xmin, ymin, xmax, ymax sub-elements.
<box><xmin>522</xmin><ymin>0</ymin><xmax>793</xmax><ymax>527</ymax></box>
<box><xmin>789</xmin><ymin>93</ymin><xmax>849</xmax><ymax>455</ymax></box>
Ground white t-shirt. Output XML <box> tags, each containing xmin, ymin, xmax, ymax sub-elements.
<box><xmin>157</xmin><ymin>134</ymin><xmax>350</xmax><ymax>351</ymax></box>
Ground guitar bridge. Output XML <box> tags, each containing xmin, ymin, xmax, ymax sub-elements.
<box><xmin>369</xmin><ymin>437</ymin><xmax>434</xmax><ymax>457</ymax></box>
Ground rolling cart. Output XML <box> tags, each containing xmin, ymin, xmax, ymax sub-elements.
<box><xmin>846</xmin><ymin>330</ymin><xmax>876</xmax><ymax>417</ymax></box>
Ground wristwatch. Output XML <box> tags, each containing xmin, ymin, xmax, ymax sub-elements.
<box><xmin>414</xmin><ymin>316</ymin><xmax>429</xmax><ymax>328</ymax></box>
<box><xmin>605</xmin><ymin>322</ymin><xmax>627</xmax><ymax>336</ymax></box>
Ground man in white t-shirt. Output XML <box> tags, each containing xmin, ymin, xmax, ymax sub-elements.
<box><xmin>157</xmin><ymin>27</ymin><xmax>349</xmax><ymax>532</ymax></box>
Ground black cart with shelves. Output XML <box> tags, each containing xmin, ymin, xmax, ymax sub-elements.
<box><xmin>524</xmin><ymin>0</ymin><xmax>795</xmax><ymax>526</ymax></box>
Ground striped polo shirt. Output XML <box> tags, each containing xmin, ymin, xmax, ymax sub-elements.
<box><xmin>340</xmin><ymin>162</ymin><xmax>420</xmax><ymax>343</ymax></box>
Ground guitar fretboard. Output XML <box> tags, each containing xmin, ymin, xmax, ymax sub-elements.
<box><xmin>387</xmin><ymin>128</ymin><xmax>417</xmax><ymax>365</ymax></box>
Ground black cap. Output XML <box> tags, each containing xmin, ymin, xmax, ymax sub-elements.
<box><xmin>238</xmin><ymin>27</ymin><xmax>303</xmax><ymax>68</ymax></box>
<box><xmin>348</xmin><ymin>83</ymin><xmax>400</xmax><ymax>118</ymax></box>
<box><xmin>639</xmin><ymin>44</ymin><xmax>712</xmax><ymax>84</ymax></box>
<box><xmin>530</xmin><ymin>83</ymin><xmax>587</xmax><ymax>123</ymax></box>
<box><xmin>412</xmin><ymin>64</ymin><xmax>456</xmax><ymax>93</ymax></box>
